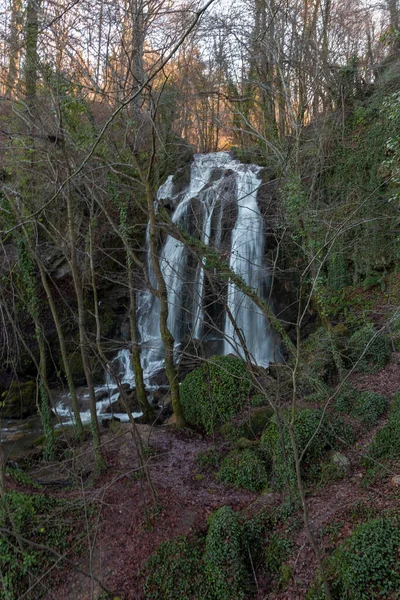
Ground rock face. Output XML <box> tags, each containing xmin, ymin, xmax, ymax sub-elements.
<box><xmin>0</xmin><ymin>381</ymin><xmax>37</xmax><ymax>419</ymax></box>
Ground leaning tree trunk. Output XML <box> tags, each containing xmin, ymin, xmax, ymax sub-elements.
<box><xmin>145</xmin><ymin>181</ymin><xmax>185</xmax><ymax>427</ymax></box>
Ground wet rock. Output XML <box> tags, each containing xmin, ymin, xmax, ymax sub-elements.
<box><xmin>103</xmin><ymin>388</ymin><xmax>140</xmax><ymax>414</ymax></box>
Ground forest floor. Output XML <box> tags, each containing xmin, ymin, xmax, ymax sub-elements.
<box><xmin>5</xmin><ymin>355</ymin><xmax>400</xmax><ymax>600</ymax></box>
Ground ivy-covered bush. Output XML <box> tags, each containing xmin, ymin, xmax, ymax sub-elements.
<box><xmin>216</xmin><ymin>448</ymin><xmax>269</xmax><ymax>492</ymax></box>
<box><xmin>180</xmin><ymin>355</ymin><xmax>252</xmax><ymax>433</ymax></box>
<box><xmin>300</xmin><ymin>328</ymin><xmax>338</xmax><ymax>390</ymax></box>
<box><xmin>261</xmin><ymin>409</ymin><xmax>354</xmax><ymax>491</ymax></box>
<box><xmin>307</xmin><ymin>517</ymin><xmax>400</xmax><ymax>599</ymax></box>
<box><xmin>144</xmin><ymin>505</ymin><xmax>266</xmax><ymax>600</ymax></box>
<box><xmin>0</xmin><ymin>491</ymin><xmax>90</xmax><ymax>599</ymax></box>
<box><xmin>367</xmin><ymin>392</ymin><xmax>400</xmax><ymax>462</ymax></box>
<box><xmin>344</xmin><ymin>323</ymin><xmax>391</xmax><ymax>373</ymax></box>
<box><xmin>204</xmin><ymin>506</ymin><xmax>250</xmax><ymax>600</ymax></box>
<box><xmin>143</xmin><ymin>535</ymin><xmax>206</xmax><ymax>599</ymax></box>
<box><xmin>335</xmin><ymin>385</ymin><xmax>387</xmax><ymax>429</ymax></box>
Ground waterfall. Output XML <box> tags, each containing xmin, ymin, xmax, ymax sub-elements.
<box><xmin>136</xmin><ymin>151</ymin><xmax>277</xmax><ymax>383</ymax></box>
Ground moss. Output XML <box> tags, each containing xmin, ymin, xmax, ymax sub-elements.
<box><xmin>0</xmin><ymin>380</ymin><xmax>37</xmax><ymax>419</ymax></box>
<box><xmin>180</xmin><ymin>355</ymin><xmax>252</xmax><ymax>434</ymax></box>
<box><xmin>216</xmin><ymin>448</ymin><xmax>269</xmax><ymax>492</ymax></box>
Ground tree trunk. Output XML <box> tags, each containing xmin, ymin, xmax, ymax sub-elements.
<box><xmin>145</xmin><ymin>181</ymin><xmax>185</xmax><ymax>427</ymax></box>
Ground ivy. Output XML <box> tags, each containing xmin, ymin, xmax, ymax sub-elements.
<box><xmin>180</xmin><ymin>355</ymin><xmax>252</xmax><ymax>434</ymax></box>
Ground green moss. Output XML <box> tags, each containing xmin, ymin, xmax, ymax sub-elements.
<box><xmin>216</xmin><ymin>448</ymin><xmax>269</xmax><ymax>492</ymax></box>
<box><xmin>180</xmin><ymin>355</ymin><xmax>252</xmax><ymax>434</ymax></box>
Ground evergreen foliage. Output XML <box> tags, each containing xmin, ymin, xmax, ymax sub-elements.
<box><xmin>216</xmin><ymin>448</ymin><xmax>269</xmax><ymax>492</ymax></box>
<box><xmin>345</xmin><ymin>323</ymin><xmax>391</xmax><ymax>373</ymax></box>
<box><xmin>180</xmin><ymin>356</ymin><xmax>252</xmax><ymax>434</ymax></box>
<box><xmin>335</xmin><ymin>385</ymin><xmax>388</xmax><ymax>428</ymax></box>
<box><xmin>0</xmin><ymin>491</ymin><xmax>90</xmax><ymax>599</ymax></box>
<box><xmin>261</xmin><ymin>409</ymin><xmax>354</xmax><ymax>491</ymax></box>
<box><xmin>307</xmin><ymin>517</ymin><xmax>400</xmax><ymax>599</ymax></box>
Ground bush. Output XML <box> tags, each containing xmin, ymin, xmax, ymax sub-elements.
<box><xmin>180</xmin><ymin>355</ymin><xmax>252</xmax><ymax>433</ymax></box>
<box><xmin>335</xmin><ymin>385</ymin><xmax>387</xmax><ymax>429</ymax></box>
<box><xmin>143</xmin><ymin>535</ymin><xmax>206</xmax><ymax>599</ymax></box>
<box><xmin>216</xmin><ymin>448</ymin><xmax>269</xmax><ymax>492</ymax></box>
<box><xmin>367</xmin><ymin>392</ymin><xmax>400</xmax><ymax>461</ymax></box>
<box><xmin>345</xmin><ymin>323</ymin><xmax>390</xmax><ymax>373</ymax></box>
<box><xmin>0</xmin><ymin>491</ymin><xmax>90</xmax><ymax>599</ymax></box>
<box><xmin>204</xmin><ymin>506</ymin><xmax>250</xmax><ymax>600</ymax></box>
<box><xmin>261</xmin><ymin>409</ymin><xmax>354</xmax><ymax>491</ymax></box>
<box><xmin>307</xmin><ymin>517</ymin><xmax>400</xmax><ymax>599</ymax></box>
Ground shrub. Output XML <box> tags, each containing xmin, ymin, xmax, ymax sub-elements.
<box><xmin>367</xmin><ymin>392</ymin><xmax>400</xmax><ymax>461</ymax></box>
<box><xmin>0</xmin><ymin>491</ymin><xmax>90</xmax><ymax>599</ymax></box>
<box><xmin>180</xmin><ymin>355</ymin><xmax>252</xmax><ymax>433</ymax></box>
<box><xmin>261</xmin><ymin>409</ymin><xmax>354</xmax><ymax>491</ymax></box>
<box><xmin>216</xmin><ymin>448</ymin><xmax>269</xmax><ymax>492</ymax></box>
<box><xmin>143</xmin><ymin>535</ymin><xmax>206</xmax><ymax>600</ymax></box>
<box><xmin>307</xmin><ymin>517</ymin><xmax>400</xmax><ymax>599</ymax></box>
<box><xmin>335</xmin><ymin>385</ymin><xmax>387</xmax><ymax>429</ymax></box>
<box><xmin>345</xmin><ymin>323</ymin><xmax>390</xmax><ymax>373</ymax></box>
<box><xmin>204</xmin><ymin>506</ymin><xmax>250</xmax><ymax>600</ymax></box>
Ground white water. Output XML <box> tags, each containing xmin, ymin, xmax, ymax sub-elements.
<box><xmin>137</xmin><ymin>151</ymin><xmax>277</xmax><ymax>378</ymax></box>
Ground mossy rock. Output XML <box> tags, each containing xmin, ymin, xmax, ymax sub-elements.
<box><xmin>0</xmin><ymin>381</ymin><xmax>37</xmax><ymax>419</ymax></box>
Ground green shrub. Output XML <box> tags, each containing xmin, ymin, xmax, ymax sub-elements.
<box><xmin>216</xmin><ymin>448</ymin><xmax>269</xmax><ymax>492</ymax></box>
<box><xmin>196</xmin><ymin>447</ymin><xmax>224</xmax><ymax>470</ymax></box>
<box><xmin>345</xmin><ymin>323</ymin><xmax>391</xmax><ymax>373</ymax></box>
<box><xmin>180</xmin><ymin>355</ymin><xmax>252</xmax><ymax>434</ymax></box>
<box><xmin>261</xmin><ymin>409</ymin><xmax>354</xmax><ymax>491</ymax></box>
<box><xmin>307</xmin><ymin>517</ymin><xmax>400</xmax><ymax>599</ymax></box>
<box><xmin>0</xmin><ymin>491</ymin><xmax>90</xmax><ymax>599</ymax></box>
<box><xmin>204</xmin><ymin>506</ymin><xmax>250</xmax><ymax>600</ymax></box>
<box><xmin>143</xmin><ymin>535</ymin><xmax>206</xmax><ymax>599</ymax></box>
<box><xmin>335</xmin><ymin>385</ymin><xmax>387</xmax><ymax>428</ymax></box>
<box><xmin>367</xmin><ymin>392</ymin><xmax>400</xmax><ymax>461</ymax></box>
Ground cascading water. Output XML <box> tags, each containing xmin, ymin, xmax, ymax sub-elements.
<box><xmin>136</xmin><ymin>151</ymin><xmax>278</xmax><ymax>382</ymax></box>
